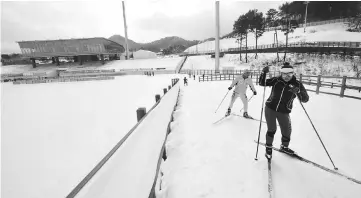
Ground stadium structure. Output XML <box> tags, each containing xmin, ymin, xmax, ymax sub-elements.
<box><xmin>17</xmin><ymin>37</ymin><xmax>125</xmax><ymax>68</ymax></box>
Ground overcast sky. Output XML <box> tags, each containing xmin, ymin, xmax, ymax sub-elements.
<box><xmin>1</xmin><ymin>0</ymin><xmax>287</xmax><ymax>53</ymax></box>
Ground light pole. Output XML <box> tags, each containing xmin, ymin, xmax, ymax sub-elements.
<box><xmin>122</xmin><ymin>1</ymin><xmax>129</xmax><ymax>60</ymax></box>
<box><xmin>304</xmin><ymin>1</ymin><xmax>309</xmax><ymax>33</ymax></box>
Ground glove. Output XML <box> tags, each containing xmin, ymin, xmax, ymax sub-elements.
<box><xmin>262</xmin><ymin>66</ymin><xmax>269</xmax><ymax>73</ymax></box>
<box><xmin>253</xmin><ymin>91</ymin><xmax>257</xmax><ymax>95</ymax></box>
<box><xmin>228</xmin><ymin>87</ymin><xmax>232</xmax><ymax>90</ymax></box>
<box><xmin>289</xmin><ymin>86</ymin><xmax>300</xmax><ymax>94</ymax></box>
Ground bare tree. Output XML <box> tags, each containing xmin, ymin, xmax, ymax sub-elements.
<box><xmin>233</xmin><ymin>14</ymin><xmax>250</xmax><ymax>63</ymax></box>
<box><xmin>266</xmin><ymin>8</ymin><xmax>280</xmax><ymax>62</ymax></box>
<box><xmin>279</xmin><ymin>2</ymin><xmax>297</xmax><ymax>62</ymax></box>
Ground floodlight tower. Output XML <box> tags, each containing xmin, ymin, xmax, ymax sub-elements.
<box><xmin>215</xmin><ymin>1</ymin><xmax>220</xmax><ymax>73</ymax></box>
<box><xmin>122</xmin><ymin>1</ymin><xmax>129</xmax><ymax>60</ymax></box>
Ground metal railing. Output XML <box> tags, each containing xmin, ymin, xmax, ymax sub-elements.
<box><xmin>182</xmin><ymin>41</ymin><xmax>361</xmax><ymax>55</ymax></box>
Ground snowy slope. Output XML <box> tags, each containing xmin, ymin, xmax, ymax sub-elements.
<box><xmin>1</xmin><ymin>74</ymin><xmax>181</xmax><ymax>198</ymax></box>
<box><xmin>185</xmin><ymin>23</ymin><xmax>361</xmax><ymax>53</ymax></box>
<box><xmin>158</xmin><ymin>80</ymin><xmax>361</xmax><ymax>198</ymax></box>
<box><xmin>74</xmin><ymin>83</ymin><xmax>179</xmax><ymax>198</ymax></box>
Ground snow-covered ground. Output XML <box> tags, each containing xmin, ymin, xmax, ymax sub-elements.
<box><xmin>158</xmin><ymin>80</ymin><xmax>361</xmax><ymax>198</ymax></box>
<box><xmin>1</xmin><ymin>74</ymin><xmax>182</xmax><ymax>198</ymax></box>
<box><xmin>2</xmin><ymin>20</ymin><xmax>361</xmax><ymax>198</ymax></box>
<box><xmin>74</xmin><ymin>83</ymin><xmax>180</xmax><ymax>198</ymax></box>
<box><xmin>185</xmin><ymin>23</ymin><xmax>361</xmax><ymax>53</ymax></box>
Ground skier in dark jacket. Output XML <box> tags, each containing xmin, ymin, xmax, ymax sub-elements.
<box><xmin>259</xmin><ymin>62</ymin><xmax>309</xmax><ymax>159</ymax></box>
<box><xmin>183</xmin><ymin>77</ymin><xmax>188</xmax><ymax>86</ymax></box>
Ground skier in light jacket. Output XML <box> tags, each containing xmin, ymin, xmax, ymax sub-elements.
<box><xmin>226</xmin><ymin>70</ymin><xmax>257</xmax><ymax>118</ymax></box>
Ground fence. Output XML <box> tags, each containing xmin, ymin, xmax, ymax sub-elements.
<box><xmin>66</xmin><ymin>78</ymin><xmax>180</xmax><ymax>198</ymax></box>
<box><xmin>182</xmin><ymin>40</ymin><xmax>361</xmax><ymax>55</ymax></box>
<box><xmin>12</xmin><ymin>76</ymin><xmax>116</xmax><ymax>84</ymax></box>
<box><xmin>2</xmin><ymin>68</ymin><xmax>177</xmax><ymax>84</ymax></box>
<box><xmin>193</xmin><ymin>69</ymin><xmax>361</xmax><ymax>100</ymax></box>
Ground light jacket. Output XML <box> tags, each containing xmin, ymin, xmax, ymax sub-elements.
<box><xmin>230</xmin><ymin>76</ymin><xmax>256</xmax><ymax>94</ymax></box>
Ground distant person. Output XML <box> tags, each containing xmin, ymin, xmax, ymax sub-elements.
<box><xmin>259</xmin><ymin>62</ymin><xmax>309</xmax><ymax>160</ymax></box>
<box><xmin>152</xmin><ymin>71</ymin><xmax>154</xmax><ymax>76</ymax></box>
<box><xmin>183</xmin><ymin>77</ymin><xmax>188</xmax><ymax>86</ymax></box>
<box><xmin>193</xmin><ymin>74</ymin><xmax>195</xmax><ymax>80</ymax></box>
<box><xmin>226</xmin><ymin>70</ymin><xmax>257</xmax><ymax>118</ymax></box>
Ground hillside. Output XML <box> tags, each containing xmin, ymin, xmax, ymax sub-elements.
<box><xmin>185</xmin><ymin>23</ymin><xmax>361</xmax><ymax>53</ymax></box>
<box><xmin>108</xmin><ymin>35</ymin><xmax>198</xmax><ymax>53</ymax></box>
<box><xmin>108</xmin><ymin>35</ymin><xmax>141</xmax><ymax>51</ymax></box>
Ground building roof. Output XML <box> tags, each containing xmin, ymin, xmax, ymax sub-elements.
<box><xmin>17</xmin><ymin>37</ymin><xmax>124</xmax><ymax>57</ymax></box>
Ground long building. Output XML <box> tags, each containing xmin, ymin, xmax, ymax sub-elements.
<box><xmin>17</xmin><ymin>37</ymin><xmax>125</xmax><ymax>67</ymax></box>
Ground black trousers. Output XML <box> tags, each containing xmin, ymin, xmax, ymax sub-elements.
<box><xmin>265</xmin><ymin>106</ymin><xmax>292</xmax><ymax>147</ymax></box>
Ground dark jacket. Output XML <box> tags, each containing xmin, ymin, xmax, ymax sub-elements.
<box><xmin>259</xmin><ymin>72</ymin><xmax>309</xmax><ymax>113</ymax></box>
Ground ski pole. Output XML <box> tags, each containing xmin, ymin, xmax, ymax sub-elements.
<box><xmin>298</xmin><ymin>98</ymin><xmax>338</xmax><ymax>170</ymax></box>
<box><xmin>255</xmin><ymin>70</ymin><xmax>267</xmax><ymax>160</ymax></box>
<box><xmin>215</xmin><ymin>90</ymin><xmax>230</xmax><ymax>113</ymax></box>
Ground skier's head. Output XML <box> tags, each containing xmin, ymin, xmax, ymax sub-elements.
<box><xmin>280</xmin><ymin>62</ymin><xmax>294</xmax><ymax>82</ymax></box>
<box><xmin>242</xmin><ymin>69</ymin><xmax>251</xmax><ymax>79</ymax></box>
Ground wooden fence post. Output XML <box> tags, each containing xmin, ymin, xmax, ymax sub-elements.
<box><xmin>136</xmin><ymin>107</ymin><xmax>146</xmax><ymax>122</ymax></box>
<box><xmin>340</xmin><ymin>76</ymin><xmax>347</xmax><ymax>97</ymax></box>
<box><xmin>155</xmin><ymin>94</ymin><xmax>160</xmax><ymax>103</ymax></box>
<box><xmin>316</xmin><ymin>75</ymin><xmax>321</xmax><ymax>94</ymax></box>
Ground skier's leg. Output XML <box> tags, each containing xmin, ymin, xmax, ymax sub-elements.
<box><xmin>240</xmin><ymin>93</ymin><xmax>248</xmax><ymax>113</ymax></box>
<box><xmin>228</xmin><ymin>92</ymin><xmax>237</xmax><ymax>109</ymax></box>
<box><xmin>277</xmin><ymin>112</ymin><xmax>292</xmax><ymax>147</ymax></box>
<box><xmin>265</xmin><ymin>106</ymin><xmax>277</xmax><ymax>146</ymax></box>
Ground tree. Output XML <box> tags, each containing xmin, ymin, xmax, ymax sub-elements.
<box><xmin>348</xmin><ymin>3</ymin><xmax>361</xmax><ymax>32</ymax></box>
<box><xmin>266</xmin><ymin>8</ymin><xmax>280</xmax><ymax>62</ymax></box>
<box><xmin>233</xmin><ymin>14</ymin><xmax>250</xmax><ymax>62</ymax></box>
<box><xmin>246</xmin><ymin>9</ymin><xmax>266</xmax><ymax>59</ymax></box>
<box><xmin>279</xmin><ymin>2</ymin><xmax>298</xmax><ymax>61</ymax></box>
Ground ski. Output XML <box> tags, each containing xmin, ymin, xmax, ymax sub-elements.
<box><xmin>255</xmin><ymin>140</ymin><xmax>361</xmax><ymax>185</ymax></box>
<box><xmin>267</xmin><ymin>158</ymin><xmax>274</xmax><ymax>198</ymax></box>
<box><xmin>213</xmin><ymin>115</ymin><xmax>230</xmax><ymax>124</ymax></box>
<box><xmin>231</xmin><ymin>113</ymin><xmax>267</xmax><ymax>124</ymax></box>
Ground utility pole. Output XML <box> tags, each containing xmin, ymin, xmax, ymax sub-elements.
<box><xmin>122</xmin><ymin>1</ymin><xmax>129</xmax><ymax>60</ymax></box>
<box><xmin>215</xmin><ymin>1</ymin><xmax>220</xmax><ymax>73</ymax></box>
<box><xmin>304</xmin><ymin>1</ymin><xmax>309</xmax><ymax>33</ymax></box>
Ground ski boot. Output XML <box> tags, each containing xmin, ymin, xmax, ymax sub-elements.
<box><xmin>280</xmin><ymin>144</ymin><xmax>295</xmax><ymax>155</ymax></box>
<box><xmin>225</xmin><ymin>108</ymin><xmax>231</xmax><ymax>117</ymax></box>
<box><xmin>265</xmin><ymin>144</ymin><xmax>272</xmax><ymax>160</ymax></box>
<box><xmin>243</xmin><ymin>112</ymin><xmax>253</xmax><ymax>119</ymax></box>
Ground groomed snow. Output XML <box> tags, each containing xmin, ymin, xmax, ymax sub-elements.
<box><xmin>158</xmin><ymin>80</ymin><xmax>361</xmax><ymax>198</ymax></box>
<box><xmin>1</xmin><ymin>74</ymin><xmax>181</xmax><ymax>198</ymax></box>
<box><xmin>74</xmin><ymin>83</ymin><xmax>180</xmax><ymax>198</ymax></box>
